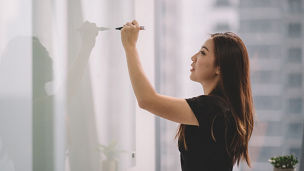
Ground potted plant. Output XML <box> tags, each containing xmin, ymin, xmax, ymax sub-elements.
<box><xmin>268</xmin><ymin>154</ymin><xmax>298</xmax><ymax>171</ymax></box>
<box><xmin>98</xmin><ymin>140</ymin><xmax>128</xmax><ymax>171</ymax></box>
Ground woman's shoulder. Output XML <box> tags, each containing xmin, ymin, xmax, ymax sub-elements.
<box><xmin>193</xmin><ymin>94</ymin><xmax>230</xmax><ymax>111</ymax></box>
<box><xmin>186</xmin><ymin>94</ymin><xmax>232</xmax><ymax>122</ymax></box>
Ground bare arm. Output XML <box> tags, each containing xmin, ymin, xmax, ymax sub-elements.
<box><xmin>121</xmin><ymin>20</ymin><xmax>199</xmax><ymax>125</ymax></box>
<box><xmin>140</xmin><ymin>93</ymin><xmax>199</xmax><ymax>125</ymax></box>
<box><xmin>124</xmin><ymin>47</ymin><xmax>156</xmax><ymax>105</ymax></box>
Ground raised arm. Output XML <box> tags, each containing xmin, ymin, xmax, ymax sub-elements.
<box><xmin>121</xmin><ymin>20</ymin><xmax>199</xmax><ymax>126</ymax></box>
<box><xmin>140</xmin><ymin>93</ymin><xmax>199</xmax><ymax>126</ymax></box>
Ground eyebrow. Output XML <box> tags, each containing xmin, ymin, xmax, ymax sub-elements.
<box><xmin>201</xmin><ymin>46</ymin><xmax>209</xmax><ymax>52</ymax></box>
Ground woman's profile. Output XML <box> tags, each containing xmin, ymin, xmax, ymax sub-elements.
<box><xmin>121</xmin><ymin>20</ymin><xmax>255</xmax><ymax>171</ymax></box>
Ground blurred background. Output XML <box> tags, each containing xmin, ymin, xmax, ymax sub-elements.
<box><xmin>0</xmin><ymin>0</ymin><xmax>303</xmax><ymax>171</ymax></box>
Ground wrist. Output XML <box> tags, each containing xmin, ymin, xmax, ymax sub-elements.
<box><xmin>124</xmin><ymin>45</ymin><xmax>137</xmax><ymax>52</ymax></box>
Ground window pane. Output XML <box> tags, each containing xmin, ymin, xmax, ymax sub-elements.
<box><xmin>288</xmin><ymin>0</ymin><xmax>303</xmax><ymax>13</ymax></box>
<box><xmin>288</xmin><ymin>98</ymin><xmax>302</xmax><ymax>114</ymax></box>
<box><xmin>214</xmin><ymin>23</ymin><xmax>231</xmax><ymax>32</ymax></box>
<box><xmin>156</xmin><ymin>1</ymin><xmax>304</xmax><ymax>171</ymax></box>
<box><xmin>287</xmin><ymin>123</ymin><xmax>303</xmax><ymax>138</ymax></box>
<box><xmin>287</xmin><ymin>73</ymin><xmax>302</xmax><ymax>87</ymax></box>
<box><xmin>240</xmin><ymin>19</ymin><xmax>281</xmax><ymax>33</ymax></box>
<box><xmin>288</xmin><ymin>23</ymin><xmax>302</xmax><ymax>37</ymax></box>
<box><xmin>214</xmin><ymin>0</ymin><xmax>230</xmax><ymax>7</ymax></box>
<box><xmin>251</xmin><ymin>70</ymin><xmax>281</xmax><ymax>84</ymax></box>
<box><xmin>288</xmin><ymin>48</ymin><xmax>302</xmax><ymax>63</ymax></box>
<box><xmin>254</xmin><ymin>96</ymin><xmax>282</xmax><ymax>110</ymax></box>
<box><xmin>247</xmin><ymin>45</ymin><xmax>281</xmax><ymax>59</ymax></box>
<box><xmin>240</xmin><ymin>0</ymin><xmax>278</xmax><ymax>7</ymax></box>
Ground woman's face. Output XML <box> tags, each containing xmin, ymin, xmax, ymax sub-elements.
<box><xmin>190</xmin><ymin>38</ymin><xmax>220</xmax><ymax>83</ymax></box>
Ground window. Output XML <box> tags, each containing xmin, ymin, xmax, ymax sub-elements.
<box><xmin>214</xmin><ymin>0</ymin><xmax>230</xmax><ymax>6</ymax></box>
<box><xmin>240</xmin><ymin>0</ymin><xmax>278</xmax><ymax>7</ymax></box>
<box><xmin>240</xmin><ymin>19</ymin><xmax>281</xmax><ymax>33</ymax></box>
<box><xmin>288</xmin><ymin>48</ymin><xmax>302</xmax><ymax>63</ymax></box>
<box><xmin>155</xmin><ymin>0</ymin><xmax>304</xmax><ymax>171</ymax></box>
<box><xmin>287</xmin><ymin>123</ymin><xmax>303</xmax><ymax>138</ymax></box>
<box><xmin>256</xmin><ymin>146</ymin><xmax>281</xmax><ymax>162</ymax></box>
<box><xmin>288</xmin><ymin>98</ymin><xmax>303</xmax><ymax>114</ymax></box>
<box><xmin>288</xmin><ymin>23</ymin><xmax>302</xmax><ymax>37</ymax></box>
<box><xmin>290</xmin><ymin>147</ymin><xmax>301</xmax><ymax>159</ymax></box>
<box><xmin>254</xmin><ymin>95</ymin><xmax>281</xmax><ymax>110</ymax></box>
<box><xmin>287</xmin><ymin>73</ymin><xmax>302</xmax><ymax>87</ymax></box>
<box><xmin>214</xmin><ymin>23</ymin><xmax>231</xmax><ymax>32</ymax></box>
<box><xmin>251</xmin><ymin>70</ymin><xmax>280</xmax><ymax>84</ymax></box>
<box><xmin>265</xmin><ymin>121</ymin><xmax>283</xmax><ymax>136</ymax></box>
<box><xmin>288</xmin><ymin>0</ymin><xmax>303</xmax><ymax>13</ymax></box>
<box><xmin>247</xmin><ymin>45</ymin><xmax>281</xmax><ymax>59</ymax></box>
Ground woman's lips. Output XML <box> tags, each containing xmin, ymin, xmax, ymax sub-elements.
<box><xmin>190</xmin><ymin>64</ymin><xmax>195</xmax><ymax>71</ymax></box>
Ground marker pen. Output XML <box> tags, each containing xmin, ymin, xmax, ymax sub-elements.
<box><xmin>98</xmin><ymin>26</ymin><xmax>145</xmax><ymax>31</ymax></box>
<box><xmin>115</xmin><ymin>26</ymin><xmax>145</xmax><ymax>30</ymax></box>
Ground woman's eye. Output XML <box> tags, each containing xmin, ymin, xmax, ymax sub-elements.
<box><xmin>200</xmin><ymin>51</ymin><xmax>205</xmax><ymax>55</ymax></box>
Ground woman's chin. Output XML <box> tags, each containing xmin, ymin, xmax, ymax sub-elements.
<box><xmin>189</xmin><ymin>74</ymin><xmax>195</xmax><ymax>81</ymax></box>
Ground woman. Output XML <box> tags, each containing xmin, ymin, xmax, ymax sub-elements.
<box><xmin>121</xmin><ymin>20</ymin><xmax>255</xmax><ymax>171</ymax></box>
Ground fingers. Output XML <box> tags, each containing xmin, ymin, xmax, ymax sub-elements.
<box><xmin>123</xmin><ymin>20</ymin><xmax>140</xmax><ymax>30</ymax></box>
<box><xmin>132</xmin><ymin>20</ymin><xmax>139</xmax><ymax>27</ymax></box>
<box><xmin>122</xmin><ymin>22</ymin><xmax>131</xmax><ymax>31</ymax></box>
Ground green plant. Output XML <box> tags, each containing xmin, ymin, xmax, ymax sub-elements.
<box><xmin>97</xmin><ymin>140</ymin><xmax>128</xmax><ymax>161</ymax></box>
<box><xmin>268</xmin><ymin>154</ymin><xmax>298</xmax><ymax>169</ymax></box>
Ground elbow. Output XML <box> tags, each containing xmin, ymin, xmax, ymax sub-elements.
<box><xmin>138</xmin><ymin>100</ymin><xmax>146</xmax><ymax>109</ymax></box>
<box><xmin>138</xmin><ymin>98</ymin><xmax>151</xmax><ymax>109</ymax></box>
<box><xmin>138</xmin><ymin>92</ymin><xmax>157</xmax><ymax>109</ymax></box>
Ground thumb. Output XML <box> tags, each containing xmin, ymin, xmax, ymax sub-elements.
<box><xmin>132</xmin><ymin>19</ymin><xmax>139</xmax><ymax>27</ymax></box>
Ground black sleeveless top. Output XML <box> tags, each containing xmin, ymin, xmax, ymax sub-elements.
<box><xmin>179</xmin><ymin>89</ymin><xmax>236</xmax><ymax>171</ymax></box>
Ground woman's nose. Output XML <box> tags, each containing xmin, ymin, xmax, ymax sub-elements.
<box><xmin>191</xmin><ymin>54</ymin><xmax>197</xmax><ymax>61</ymax></box>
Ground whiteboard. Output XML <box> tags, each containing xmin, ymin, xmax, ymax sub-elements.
<box><xmin>0</xmin><ymin>0</ymin><xmax>136</xmax><ymax>171</ymax></box>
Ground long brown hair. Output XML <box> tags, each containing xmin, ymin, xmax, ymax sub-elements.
<box><xmin>175</xmin><ymin>32</ymin><xmax>255</xmax><ymax>168</ymax></box>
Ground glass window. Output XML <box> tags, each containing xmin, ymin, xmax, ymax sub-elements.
<box><xmin>155</xmin><ymin>0</ymin><xmax>304</xmax><ymax>171</ymax></box>
<box><xmin>214</xmin><ymin>0</ymin><xmax>230</xmax><ymax>7</ymax></box>
<box><xmin>288</xmin><ymin>98</ymin><xmax>303</xmax><ymax>114</ymax></box>
<box><xmin>288</xmin><ymin>23</ymin><xmax>302</xmax><ymax>37</ymax></box>
<box><xmin>265</xmin><ymin>121</ymin><xmax>283</xmax><ymax>136</ymax></box>
<box><xmin>288</xmin><ymin>48</ymin><xmax>302</xmax><ymax>63</ymax></box>
<box><xmin>287</xmin><ymin>123</ymin><xmax>303</xmax><ymax>138</ymax></box>
<box><xmin>251</xmin><ymin>70</ymin><xmax>281</xmax><ymax>84</ymax></box>
<box><xmin>214</xmin><ymin>23</ymin><xmax>231</xmax><ymax>32</ymax></box>
<box><xmin>240</xmin><ymin>0</ymin><xmax>277</xmax><ymax>7</ymax></box>
<box><xmin>290</xmin><ymin>147</ymin><xmax>301</xmax><ymax>159</ymax></box>
<box><xmin>240</xmin><ymin>19</ymin><xmax>281</xmax><ymax>33</ymax></box>
<box><xmin>253</xmin><ymin>95</ymin><xmax>282</xmax><ymax>110</ymax></box>
<box><xmin>287</xmin><ymin>73</ymin><xmax>302</xmax><ymax>87</ymax></box>
<box><xmin>256</xmin><ymin>146</ymin><xmax>281</xmax><ymax>163</ymax></box>
<box><xmin>288</xmin><ymin>0</ymin><xmax>303</xmax><ymax>13</ymax></box>
<box><xmin>247</xmin><ymin>45</ymin><xmax>281</xmax><ymax>59</ymax></box>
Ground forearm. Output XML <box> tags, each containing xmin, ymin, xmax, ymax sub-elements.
<box><xmin>124</xmin><ymin>47</ymin><xmax>156</xmax><ymax>104</ymax></box>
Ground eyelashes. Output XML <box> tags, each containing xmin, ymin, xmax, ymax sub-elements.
<box><xmin>200</xmin><ymin>51</ymin><xmax>205</xmax><ymax>55</ymax></box>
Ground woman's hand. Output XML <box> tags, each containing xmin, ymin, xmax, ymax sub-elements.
<box><xmin>121</xmin><ymin>20</ymin><xmax>140</xmax><ymax>50</ymax></box>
